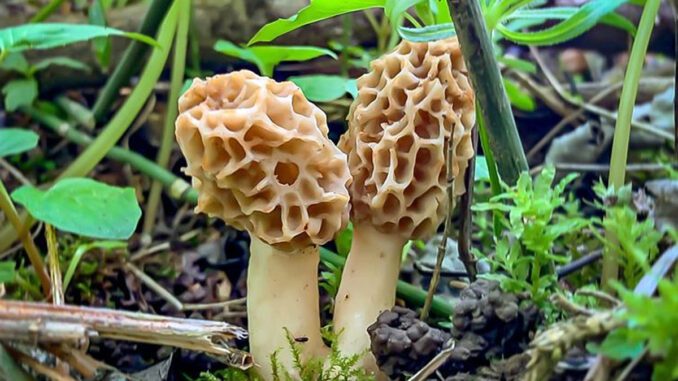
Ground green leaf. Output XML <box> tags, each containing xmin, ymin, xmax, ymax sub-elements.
<box><xmin>32</xmin><ymin>57</ymin><xmax>90</xmax><ymax>73</ymax></box>
<box><xmin>335</xmin><ymin>222</ymin><xmax>353</xmax><ymax>257</ymax></box>
<box><xmin>504</xmin><ymin>78</ymin><xmax>536</xmax><ymax>111</ymax></box>
<box><xmin>289</xmin><ymin>75</ymin><xmax>354</xmax><ymax>102</ymax></box>
<box><xmin>11</xmin><ymin>178</ymin><xmax>142</xmax><ymax>240</ymax></box>
<box><xmin>0</xmin><ymin>128</ymin><xmax>39</xmax><ymax>157</ymax></box>
<box><xmin>345</xmin><ymin>79</ymin><xmax>358</xmax><ymax>98</ymax></box>
<box><xmin>89</xmin><ymin>0</ymin><xmax>112</xmax><ymax>70</ymax></box>
<box><xmin>214</xmin><ymin>40</ymin><xmax>336</xmax><ymax>77</ymax></box>
<box><xmin>506</xmin><ymin>7</ymin><xmax>637</xmax><ymax>36</ymax></box>
<box><xmin>0</xmin><ymin>261</ymin><xmax>15</xmax><ymax>283</ymax></box>
<box><xmin>475</xmin><ymin>156</ymin><xmax>490</xmax><ymax>181</ymax></box>
<box><xmin>386</xmin><ymin>0</ymin><xmax>428</xmax><ymax>24</ymax></box>
<box><xmin>398</xmin><ymin>22</ymin><xmax>455</xmax><ymax>42</ymax></box>
<box><xmin>63</xmin><ymin>240</ymin><xmax>126</xmax><ymax>292</ymax></box>
<box><xmin>432</xmin><ymin>0</ymin><xmax>452</xmax><ymax>24</ymax></box>
<box><xmin>598</xmin><ymin>328</ymin><xmax>646</xmax><ymax>360</ymax></box>
<box><xmin>0</xmin><ymin>52</ymin><xmax>29</xmax><ymax>74</ymax></box>
<box><xmin>496</xmin><ymin>0</ymin><xmax>629</xmax><ymax>46</ymax></box>
<box><xmin>0</xmin><ymin>23</ymin><xmax>157</xmax><ymax>54</ymax></box>
<box><xmin>2</xmin><ymin>78</ymin><xmax>38</xmax><ymax>111</ymax></box>
<box><xmin>248</xmin><ymin>0</ymin><xmax>384</xmax><ymax>45</ymax></box>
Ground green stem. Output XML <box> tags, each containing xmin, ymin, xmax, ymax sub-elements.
<box><xmin>603</xmin><ymin>0</ymin><xmax>662</xmax><ymax>289</ymax></box>
<box><xmin>55</xmin><ymin>96</ymin><xmax>95</xmax><ymax>130</ymax></box>
<box><xmin>142</xmin><ymin>0</ymin><xmax>190</xmax><ymax>237</ymax></box>
<box><xmin>60</xmin><ymin>2</ymin><xmax>179</xmax><ymax>180</ymax></box>
<box><xmin>320</xmin><ymin>248</ymin><xmax>453</xmax><ymax>317</ymax></box>
<box><xmin>0</xmin><ymin>180</ymin><xmax>50</xmax><ymax>296</ymax></box>
<box><xmin>30</xmin><ymin>0</ymin><xmax>66</xmax><ymax>23</ymax></box>
<box><xmin>91</xmin><ymin>0</ymin><xmax>174</xmax><ymax>121</ymax></box>
<box><xmin>449</xmin><ymin>0</ymin><xmax>528</xmax><ymax>185</ymax></box>
<box><xmin>21</xmin><ymin>107</ymin><xmax>196</xmax><ymax>204</ymax></box>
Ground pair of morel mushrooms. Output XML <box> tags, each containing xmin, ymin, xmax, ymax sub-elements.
<box><xmin>175</xmin><ymin>37</ymin><xmax>475</xmax><ymax>380</ymax></box>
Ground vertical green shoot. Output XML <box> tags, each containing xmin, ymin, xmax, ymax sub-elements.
<box><xmin>142</xmin><ymin>0</ymin><xmax>190</xmax><ymax>236</ymax></box>
<box><xmin>602</xmin><ymin>0</ymin><xmax>662</xmax><ymax>288</ymax></box>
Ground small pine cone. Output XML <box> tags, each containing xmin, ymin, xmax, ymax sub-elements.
<box><xmin>444</xmin><ymin>279</ymin><xmax>540</xmax><ymax>375</ymax></box>
<box><xmin>368</xmin><ymin>306</ymin><xmax>452</xmax><ymax>379</ymax></box>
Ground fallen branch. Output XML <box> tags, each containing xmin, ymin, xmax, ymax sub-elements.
<box><xmin>0</xmin><ymin>300</ymin><xmax>251</xmax><ymax>370</ymax></box>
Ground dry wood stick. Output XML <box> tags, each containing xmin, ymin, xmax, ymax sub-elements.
<box><xmin>0</xmin><ymin>300</ymin><xmax>252</xmax><ymax>369</ymax></box>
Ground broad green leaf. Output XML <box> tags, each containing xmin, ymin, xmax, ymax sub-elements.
<box><xmin>63</xmin><ymin>240</ymin><xmax>126</xmax><ymax>292</ymax></box>
<box><xmin>0</xmin><ymin>261</ymin><xmax>15</xmax><ymax>283</ymax></box>
<box><xmin>214</xmin><ymin>40</ymin><xmax>336</xmax><ymax>76</ymax></box>
<box><xmin>2</xmin><ymin>78</ymin><xmax>38</xmax><ymax>111</ymax></box>
<box><xmin>248</xmin><ymin>0</ymin><xmax>384</xmax><ymax>45</ymax></box>
<box><xmin>504</xmin><ymin>78</ymin><xmax>536</xmax><ymax>111</ymax></box>
<box><xmin>475</xmin><ymin>156</ymin><xmax>490</xmax><ymax>181</ymax></box>
<box><xmin>398</xmin><ymin>22</ymin><xmax>455</xmax><ymax>42</ymax></box>
<box><xmin>506</xmin><ymin>7</ymin><xmax>637</xmax><ymax>36</ymax></box>
<box><xmin>89</xmin><ymin>0</ymin><xmax>112</xmax><ymax>70</ymax></box>
<box><xmin>496</xmin><ymin>0</ymin><xmax>629</xmax><ymax>46</ymax></box>
<box><xmin>289</xmin><ymin>75</ymin><xmax>355</xmax><ymax>102</ymax></box>
<box><xmin>0</xmin><ymin>128</ymin><xmax>39</xmax><ymax>157</ymax></box>
<box><xmin>0</xmin><ymin>23</ymin><xmax>157</xmax><ymax>54</ymax></box>
<box><xmin>11</xmin><ymin>178</ymin><xmax>142</xmax><ymax>240</ymax></box>
<box><xmin>32</xmin><ymin>57</ymin><xmax>90</xmax><ymax>73</ymax></box>
<box><xmin>0</xmin><ymin>52</ymin><xmax>29</xmax><ymax>74</ymax></box>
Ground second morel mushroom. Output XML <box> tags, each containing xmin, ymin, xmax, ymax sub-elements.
<box><xmin>175</xmin><ymin>70</ymin><xmax>352</xmax><ymax>379</ymax></box>
<box><xmin>334</xmin><ymin>37</ymin><xmax>476</xmax><ymax>374</ymax></box>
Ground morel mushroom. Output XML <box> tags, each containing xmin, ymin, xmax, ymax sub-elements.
<box><xmin>334</xmin><ymin>37</ymin><xmax>475</xmax><ymax>374</ymax></box>
<box><xmin>175</xmin><ymin>70</ymin><xmax>351</xmax><ymax>379</ymax></box>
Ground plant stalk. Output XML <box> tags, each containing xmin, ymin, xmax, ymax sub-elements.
<box><xmin>91</xmin><ymin>0</ymin><xmax>174</xmax><ymax>121</ymax></box>
<box><xmin>603</xmin><ymin>0</ymin><xmax>662</xmax><ymax>289</ymax></box>
<box><xmin>448</xmin><ymin>0</ymin><xmax>528</xmax><ymax>185</ymax></box>
<box><xmin>45</xmin><ymin>224</ymin><xmax>63</xmax><ymax>305</ymax></box>
<box><xmin>55</xmin><ymin>96</ymin><xmax>95</xmax><ymax>130</ymax></box>
<box><xmin>0</xmin><ymin>179</ymin><xmax>50</xmax><ymax>296</ymax></box>
<box><xmin>61</xmin><ymin>2</ymin><xmax>178</xmax><ymax>180</ymax></box>
<box><xmin>421</xmin><ymin>128</ymin><xmax>457</xmax><ymax>321</ymax></box>
<box><xmin>29</xmin><ymin>0</ymin><xmax>66</xmax><ymax>23</ymax></box>
<box><xmin>142</xmin><ymin>0</ymin><xmax>190</xmax><ymax>237</ymax></box>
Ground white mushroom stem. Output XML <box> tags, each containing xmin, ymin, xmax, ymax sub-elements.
<box><xmin>248</xmin><ymin>236</ymin><xmax>329</xmax><ymax>380</ymax></box>
<box><xmin>332</xmin><ymin>222</ymin><xmax>408</xmax><ymax>376</ymax></box>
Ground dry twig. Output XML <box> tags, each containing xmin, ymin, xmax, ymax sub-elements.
<box><xmin>0</xmin><ymin>300</ymin><xmax>251</xmax><ymax>369</ymax></box>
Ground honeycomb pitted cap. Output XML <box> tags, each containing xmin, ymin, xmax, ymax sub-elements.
<box><xmin>339</xmin><ymin>37</ymin><xmax>475</xmax><ymax>239</ymax></box>
<box><xmin>175</xmin><ymin>70</ymin><xmax>352</xmax><ymax>252</ymax></box>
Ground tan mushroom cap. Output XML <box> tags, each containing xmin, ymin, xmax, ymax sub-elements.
<box><xmin>339</xmin><ymin>37</ymin><xmax>475</xmax><ymax>239</ymax></box>
<box><xmin>176</xmin><ymin>70</ymin><xmax>352</xmax><ymax>252</ymax></box>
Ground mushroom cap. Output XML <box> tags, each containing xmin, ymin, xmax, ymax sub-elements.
<box><xmin>339</xmin><ymin>37</ymin><xmax>475</xmax><ymax>239</ymax></box>
<box><xmin>176</xmin><ymin>70</ymin><xmax>352</xmax><ymax>252</ymax></box>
